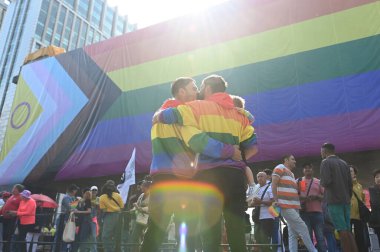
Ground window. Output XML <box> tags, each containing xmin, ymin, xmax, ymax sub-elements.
<box><xmin>102</xmin><ymin>6</ymin><xmax>114</xmax><ymax>37</ymax></box>
<box><xmin>86</xmin><ymin>27</ymin><xmax>94</xmax><ymax>45</ymax></box>
<box><xmin>69</xmin><ymin>17</ymin><xmax>80</xmax><ymax>50</ymax></box>
<box><xmin>77</xmin><ymin>0</ymin><xmax>89</xmax><ymax>20</ymax></box>
<box><xmin>91</xmin><ymin>0</ymin><xmax>103</xmax><ymax>28</ymax></box>
<box><xmin>43</xmin><ymin>0</ymin><xmax>59</xmax><ymax>44</ymax></box>
<box><xmin>115</xmin><ymin>15</ymin><xmax>125</xmax><ymax>36</ymax></box>
<box><xmin>53</xmin><ymin>6</ymin><xmax>67</xmax><ymax>46</ymax></box>
<box><xmin>62</xmin><ymin>11</ymin><xmax>74</xmax><ymax>50</ymax></box>
<box><xmin>62</xmin><ymin>0</ymin><xmax>74</xmax><ymax>9</ymax></box>
<box><xmin>78</xmin><ymin>22</ymin><xmax>87</xmax><ymax>47</ymax></box>
<box><xmin>35</xmin><ymin>0</ymin><xmax>50</xmax><ymax>40</ymax></box>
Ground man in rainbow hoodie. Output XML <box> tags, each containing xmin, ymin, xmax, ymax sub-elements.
<box><xmin>141</xmin><ymin>77</ymin><xmax>243</xmax><ymax>252</ymax></box>
<box><xmin>149</xmin><ymin>75</ymin><xmax>257</xmax><ymax>252</ymax></box>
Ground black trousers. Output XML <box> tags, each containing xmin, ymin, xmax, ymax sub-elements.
<box><xmin>254</xmin><ymin>218</ymin><xmax>274</xmax><ymax>252</ymax></box>
<box><xmin>17</xmin><ymin>223</ymin><xmax>35</xmax><ymax>252</ymax></box>
<box><xmin>351</xmin><ymin>219</ymin><xmax>370</xmax><ymax>252</ymax></box>
<box><xmin>195</xmin><ymin>167</ymin><xmax>247</xmax><ymax>252</ymax></box>
<box><xmin>2</xmin><ymin>218</ymin><xmax>17</xmax><ymax>252</ymax></box>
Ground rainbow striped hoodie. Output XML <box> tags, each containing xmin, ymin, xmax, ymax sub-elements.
<box><xmin>158</xmin><ymin>93</ymin><xmax>257</xmax><ymax>171</ymax></box>
<box><xmin>150</xmin><ymin>99</ymin><xmax>236</xmax><ymax>178</ymax></box>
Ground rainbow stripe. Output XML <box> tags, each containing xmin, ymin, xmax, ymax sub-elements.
<box><xmin>0</xmin><ymin>0</ymin><xmax>379</xmax><ymax>184</ymax></box>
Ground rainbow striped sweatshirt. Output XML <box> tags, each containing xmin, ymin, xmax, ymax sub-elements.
<box><xmin>158</xmin><ymin>93</ymin><xmax>257</xmax><ymax>171</ymax></box>
<box><xmin>150</xmin><ymin>99</ymin><xmax>236</xmax><ymax>178</ymax></box>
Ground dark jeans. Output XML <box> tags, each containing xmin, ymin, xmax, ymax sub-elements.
<box><xmin>351</xmin><ymin>219</ymin><xmax>370</xmax><ymax>252</ymax></box>
<box><xmin>2</xmin><ymin>218</ymin><xmax>17</xmax><ymax>252</ymax></box>
<box><xmin>254</xmin><ymin>218</ymin><xmax>274</xmax><ymax>252</ymax></box>
<box><xmin>301</xmin><ymin>211</ymin><xmax>327</xmax><ymax>252</ymax></box>
<box><xmin>195</xmin><ymin>167</ymin><xmax>247</xmax><ymax>252</ymax></box>
<box><xmin>17</xmin><ymin>224</ymin><xmax>35</xmax><ymax>252</ymax></box>
<box><xmin>141</xmin><ymin>175</ymin><xmax>197</xmax><ymax>252</ymax></box>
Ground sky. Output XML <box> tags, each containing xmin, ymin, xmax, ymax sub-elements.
<box><xmin>107</xmin><ymin>0</ymin><xmax>229</xmax><ymax>28</ymax></box>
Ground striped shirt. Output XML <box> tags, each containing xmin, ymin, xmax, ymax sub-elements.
<box><xmin>159</xmin><ymin>93</ymin><xmax>257</xmax><ymax>171</ymax></box>
<box><xmin>273</xmin><ymin>164</ymin><xmax>300</xmax><ymax>209</ymax></box>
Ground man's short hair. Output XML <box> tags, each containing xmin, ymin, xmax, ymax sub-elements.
<box><xmin>13</xmin><ymin>184</ymin><xmax>25</xmax><ymax>193</ymax></box>
<box><xmin>202</xmin><ymin>75</ymin><xmax>227</xmax><ymax>94</ymax></box>
<box><xmin>263</xmin><ymin>168</ymin><xmax>272</xmax><ymax>176</ymax></box>
<box><xmin>231</xmin><ymin>95</ymin><xmax>245</xmax><ymax>108</ymax></box>
<box><xmin>373</xmin><ymin>169</ymin><xmax>380</xmax><ymax>178</ymax></box>
<box><xmin>302</xmin><ymin>163</ymin><xmax>313</xmax><ymax>168</ymax></box>
<box><xmin>281</xmin><ymin>154</ymin><xmax>293</xmax><ymax>163</ymax></box>
<box><xmin>171</xmin><ymin>77</ymin><xmax>194</xmax><ymax>96</ymax></box>
<box><xmin>322</xmin><ymin>143</ymin><xmax>335</xmax><ymax>153</ymax></box>
<box><xmin>67</xmin><ymin>184</ymin><xmax>79</xmax><ymax>193</ymax></box>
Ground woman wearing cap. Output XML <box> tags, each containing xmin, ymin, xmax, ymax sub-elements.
<box><xmin>9</xmin><ymin>190</ymin><xmax>36</xmax><ymax>252</ymax></box>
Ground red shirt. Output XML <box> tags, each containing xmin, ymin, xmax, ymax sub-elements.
<box><xmin>0</xmin><ymin>195</ymin><xmax>21</xmax><ymax>219</ymax></box>
<box><xmin>17</xmin><ymin>198</ymin><xmax>36</xmax><ymax>225</ymax></box>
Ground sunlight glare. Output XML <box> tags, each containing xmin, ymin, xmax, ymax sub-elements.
<box><xmin>107</xmin><ymin>0</ymin><xmax>229</xmax><ymax>28</ymax></box>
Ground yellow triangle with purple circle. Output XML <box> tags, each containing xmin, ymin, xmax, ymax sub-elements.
<box><xmin>0</xmin><ymin>75</ymin><xmax>43</xmax><ymax>161</ymax></box>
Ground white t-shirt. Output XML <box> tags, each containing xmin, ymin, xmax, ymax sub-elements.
<box><xmin>255</xmin><ymin>184</ymin><xmax>274</xmax><ymax>220</ymax></box>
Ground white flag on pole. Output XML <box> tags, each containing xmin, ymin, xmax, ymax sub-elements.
<box><xmin>117</xmin><ymin>148</ymin><xmax>136</xmax><ymax>203</ymax></box>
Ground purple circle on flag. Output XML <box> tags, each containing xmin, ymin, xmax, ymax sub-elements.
<box><xmin>10</xmin><ymin>102</ymin><xmax>31</xmax><ymax>129</ymax></box>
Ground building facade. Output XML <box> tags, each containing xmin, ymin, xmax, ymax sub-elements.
<box><xmin>0</xmin><ymin>0</ymin><xmax>8</xmax><ymax>28</ymax></box>
<box><xmin>0</xmin><ymin>0</ymin><xmax>136</xmax><ymax>150</ymax></box>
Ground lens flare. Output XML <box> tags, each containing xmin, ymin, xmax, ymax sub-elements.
<box><xmin>149</xmin><ymin>181</ymin><xmax>224</xmax><ymax>234</ymax></box>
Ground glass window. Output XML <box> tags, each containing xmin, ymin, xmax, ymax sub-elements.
<box><xmin>70</xmin><ymin>17</ymin><xmax>81</xmax><ymax>50</ymax></box>
<box><xmin>53</xmin><ymin>6</ymin><xmax>67</xmax><ymax>46</ymax></box>
<box><xmin>78</xmin><ymin>22</ymin><xmax>87</xmax><ymax>47</ymax></box>
<box><xmin>62</xmin><ymin>11</ymin><xmax>73</xmax><ymax>50</ymax></box>
<box><xmin>91</xmin><ymin>0</ymin><xmax>103</xmax><ymax>28</ymax></box>
<box><xmin>43</xmin><ymin>0</ymin><xmax>59</xmax><ymax>44</ymax></box>
<box><xmin>93</xmin><ymin>31</ymin><xmax>100</xmax><ymax>43</ymax></box>
<box><xmin>62</xmin><ymin>0</ymin><xmax>74</xmax><ymax>9</ymax></box>
<box><xmin>86</xmin><ymin>27</ymin><xmax>94</xmax><ymax>45</ymax></box>
<box><xmin>103</xmin><ymin>6</ymin><xmax>114</xmax><ymax>37</ymax></box>
<box><xmin>77</xmin><ymin>0</ymin><xmax>89</xmax><ymax>20</ymax></box>
<box><xmin>35</xmin><ymin>0</ymin><xmax>50</xmax><ymax>40</ymax></box>
<box><xmin>115</xmin><ymin>15</ymin><xmax>125</xmax><ymax>36</ymax></box>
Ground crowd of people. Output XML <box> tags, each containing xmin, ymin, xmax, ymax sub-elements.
<box><xmin>0</xmin><ymin>75</ymin><xmax>379</xmax><ymax>252</ymax></box>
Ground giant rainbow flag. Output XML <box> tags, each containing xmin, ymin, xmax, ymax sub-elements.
<box><xmin>1</xmin><ymin>0</ymin><xmax>380</xmax><ymax>186</ymax></box>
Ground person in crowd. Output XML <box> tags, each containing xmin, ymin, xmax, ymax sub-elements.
<box><xmin>349</xmin><ymin>165</ymin><xmax>370</xmax><ymax>251</ymax></box>
<box><xmin>53</xmin><ymin>184</ymin><xmax>79</xmax><ymax>252</ymax></box>
<box><xmin>152</xmin><ymin>75</ymin><xmax>258</xmax><ymax>252</ymax></box>
<box><xmin>369</xmin><ymin>169</ymin><xmax>380</xmax><ymax>247</ymax></box>
<box><xmin>322</xmin><ymin>201</ymin><xmax>341</xmax><ymax>252</ymax></box>
<box><xmin>141</xmin><ymin>76</ymin><xmax>245</xmax><ymax>252</ymax></box>
<box><xmin>251</xmin><ymin>171</ymin><xmax>274</xmax><ymax>252</ymax></box>
<box><xmin>130</xmin><ymin>180</ymin><xmax>151</xmax><ymax>251</ymax></box>
<box><xmin>75</xmin><ymin>190</ymin><xmax>95</xmax><ymax>252</ymax></box>
<box><xmin>0</xmin><ymin>191</ymin><xmax>11</xmax><ymax>252</ymax></box>
<box><xmin>271</xmin><ymin>154</ymin><xmax>317</xmax><ymax>252</ymax></box>
<box><xmin>99</xmin><ymin>181</ymin><xmax>124</xmax><ymax>252</ymax></box>
<box><xmin>231</xmin><ymin>95</ymin><xmax>257</xmax><ymax>199</ymax></box>
<box><xmin>320</xmin><ymin>143</ymin><xmax>358</xmax><ymax>252</ymax></box>
<box><xmin>298</xmin><ymin>163</ymin><xmax>326</xmax><ymax>252</ymax></box>
<box><xmin>90</xmin><ymin>186</ymin><xmax>99</xmax><ymax>252</ymax></box>
<box><xmin>8</xmin><ymin>190</ymin><xmax>36</xmax><ymax>252</ymax></box>
<box><xmin>0</xmin><ymin>184</ymin><xmax>24</xmax><ymax>252</ymax></box>
<box><xmin>25</xmin><ymin>200</ymin><xmax>51</xmax><ymax>252</ymax></box>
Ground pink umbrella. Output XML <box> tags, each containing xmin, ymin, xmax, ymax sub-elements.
<box><xmin>31</xmin><ymin>194</ymin><xmax>58</xmax><ymax>208</ymax></box>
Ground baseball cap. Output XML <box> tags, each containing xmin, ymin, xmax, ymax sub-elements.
<box><xmin>90</xmin><ymin>186</ymin><xmax>98</xmax><ymax>191</ymax></box>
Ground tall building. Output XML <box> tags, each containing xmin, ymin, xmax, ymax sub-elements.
<box><xmin>0</xmin><ymin>0</ymin><xmax>8</xmax><ymax>28</ymax></box>
<box><xmin>0</xmin><ymin>0</ymin><xmax>136</xmax><ymax>150</ymax></box>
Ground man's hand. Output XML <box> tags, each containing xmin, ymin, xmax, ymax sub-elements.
<box><xmin>152</xmin><ymin>111</ymin><xmax>161</xmax><ymax>124</ymax></box>
<box><xmin>231</xmin><ymin>145</ymin><xmax>242</xmax><ymax>161</ymax></box>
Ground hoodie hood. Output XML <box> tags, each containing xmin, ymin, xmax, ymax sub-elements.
<box><xmin>160</xmin><ymin>99</ymin><xmax>184</xmax><ymax>109</ymax></box>
<box><xmin>206</xmin><ymin>93</ymin><xmax>234</xmax><ymax>109</ymax></box>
